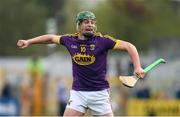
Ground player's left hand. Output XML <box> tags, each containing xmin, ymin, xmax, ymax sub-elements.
<box><xmin>134</xmin><ymin>67</ymin><xmax>145</xmax><ymax>78</ymax></box>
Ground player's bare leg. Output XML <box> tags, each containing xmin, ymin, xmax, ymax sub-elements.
<box><xmin>95</xmin><ymin>112</ymin><xmax>114</xmax><ymax>117</ymax></box>
<box><xmin>63</xmin><ymin>108</ymin><xmax>85</xmax><ymax>116</ymax></box>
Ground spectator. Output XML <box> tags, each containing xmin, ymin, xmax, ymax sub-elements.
<box><xmin>175</xmin><ymin>88</ymin><xmax>180</xmax><ymax>99</ymax></box>
<box><xmin>136</xmin><ymin>80</ymin><xmax>150</xmax><ymax>99</ymax></box>
<box><xmin>0</xmin><ymin>83</ymin><xmax>19</xmax><ymax>116</ymax></box>
<box><xmin>57</xmin><ymin>78</ymin><xmax>69</xmax><ymax>116</ymax></box>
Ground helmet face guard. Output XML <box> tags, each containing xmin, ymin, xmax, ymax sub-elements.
<box><xmin>76</xmin><ymin>11</ymin><xmax>96</xmax><ymax>25</ymax></box>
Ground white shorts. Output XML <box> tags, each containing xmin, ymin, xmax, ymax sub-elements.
<box><xmin>66</xmin><ymin>89</ymin><xmax>113</xmax><ymax>115</ymax></box>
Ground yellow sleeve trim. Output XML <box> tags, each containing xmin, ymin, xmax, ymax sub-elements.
<box><xmin>57</xmin><ymin>36</ymin><xmax>61</xmax><ymax>44</ymax></box>
<box><xmin>113</xmin><ymin>40</ymin><xmax>120</xmax><ymax>49</ymax></box>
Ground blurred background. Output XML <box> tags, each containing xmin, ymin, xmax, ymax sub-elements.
<box><xmin>0</xmin><ymin>0</ymin><xmax>180</xmax><ymax>116</ymax></box>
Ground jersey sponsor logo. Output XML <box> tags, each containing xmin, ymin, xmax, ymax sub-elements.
<box><xmin>72</xmin><ymin>53</ymin><xmax>95</xmax><ymax>65</ymax></box>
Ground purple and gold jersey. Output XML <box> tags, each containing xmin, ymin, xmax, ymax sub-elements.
<box><xmin>58</xmin><ymin>33</ymin><xmax>120</xmax><ymax>91</ymax></box>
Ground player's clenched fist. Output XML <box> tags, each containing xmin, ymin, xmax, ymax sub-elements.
<box><xmin>17</xmin><ymin>40</ymin><xmax>29</xmax><ymax>48</ymax></box>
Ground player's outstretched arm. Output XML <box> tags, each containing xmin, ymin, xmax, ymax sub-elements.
<box><xmin>17</xmin><ymin>34</ymin><xmax>59</xmax><ymax>49</ymax></box>
<box><xmin>116</xmin><ymin>40</ymin><xmax>145</xmax><ymax>78</ymax></box>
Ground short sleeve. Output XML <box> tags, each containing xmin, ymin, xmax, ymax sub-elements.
<box><xmin>58</xmin><ymin>33</ymin><xmax>78</xmax><ymax>46</ymax></box>
<box><xmin>103</xmin><ymin>35</ymin><xmax>120</xmax><ymax>50</ymax></box>
<box><xmin>58</xmin><ymin>35</ymin><xmax>71</xmax><ymax>46</ymax></box>
<box><xmin>113</xmin><ymin>40</ymin><xmax>120</xmax><ymax>49</ymax></box>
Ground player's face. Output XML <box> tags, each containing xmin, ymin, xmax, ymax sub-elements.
<box><xmin>78</xmin><ymin>19</ymin><xmax>97</xmax><ymax>34</ymax></box>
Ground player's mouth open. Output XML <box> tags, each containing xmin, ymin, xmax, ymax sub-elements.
<box><xmin>85</xmin><ymin>29</ymin><xmax>93</xmax><ymax>31</ymax></box>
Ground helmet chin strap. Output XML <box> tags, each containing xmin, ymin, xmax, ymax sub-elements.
<box><xmin>82</xmin><ymin>32</ymin><xmax>94</xmax><ymax>39</ymax></box>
